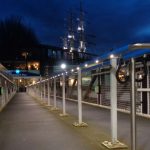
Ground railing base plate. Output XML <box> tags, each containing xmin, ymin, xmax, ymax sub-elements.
<box><xmin>102</xmin><ymin>140</ymin><xmax>127</xmax><ymax>149</ymax></box>
<box><xmin>73</xmin><ymin>122</ymin><xmax>88</xmax><ymax>127</ymax></box>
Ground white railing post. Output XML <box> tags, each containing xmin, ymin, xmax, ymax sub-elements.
<box><xmin>73</xmin><ymin>68</ymin><xmax>87</xmax><ymax>127</ymax></box>
<box><xmin>51</xmin><ymin>77</ymin><xmax>58</xmax><ymax>110</ymax></box>
<box><xmin>60</xmin><ymin>73</ymin><xmax>68</xmax><ymax>116</ymax></box>
<box><xmin>102</xmin><ymin>57</ymin><xmax>127</xmax><ymax>149</ymax></box>
<box><xmin>110</xmin><ymin>57</ymin><xmax>118</xmax><ymax>143</ymax></box>
<box><xmin>130</xmin><ymin>58</ymin><xmax>136</xmax><ymax>150</ymax></box>
<box><xmin>47</xmin><ymin>79</ymin><xmax>51</xmax><ymax>106</ymax></box>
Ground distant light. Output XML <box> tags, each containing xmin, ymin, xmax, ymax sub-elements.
<box><xmin>77</xmin><ymin>67</ymin><xmax>80</xmax><ymax>70</ymax></box>
<box><xmin>61</xmin><ymin>63</ymin><xmax>66</xmax><ymax>69</ymax></box>
<box><xmin>15</xmin><ymin>69</ymin><xmax>20</xmax><ymax>74</ymax></box>
<box><xmin>85</xmin><ymin>64</ymin><xmax>88</xmax><ymax>67</ymax></box>
<box><xmin>63</xmin><ymin>46</ymin><xmax>67</xmax><ymax>50</ymax></box>
<box><xmin>66</xmin><ymin>72</ymin><xmax>68</xmax><ymax>74</ymax></box>
<box><xmin>110</xmin><ymin>54</ymin><xmax>115</xmax><ymax>59</ymax></box>
<box><xmin>77</xmin><ymin>26</ymin><xmax>84</xmax><ymax>31</ymax></box>
<box><xmin>68</xmin><ymin>34</ymin><xmax>72</xmax><ymax>38</ymax></box>
<box><xmin>19</xmin><ymin>79</ymin><xmax>22</xmax><ymax>82</ymax></box>
<box><xmin>95</xmin><ymin>60</ymin><xmax>99</xmax><ymax>64</ymax></box>
<box><xmin>62</xmin><ymin>73</ymin><xmax>64</xmax><ymax>75</ymax></box>
<box><xmin>70</xmin><ymin>47</ymin><xmax>74</xmax><ymax>52</ymax></box>
<box><xmin>133</xmin><ymin>43</ymin><xmax>143</xmax><ymax>46</ymax></box>
<box><xmin>32</xmin><ymin>80</ymin><xmax>36</xmax><ymax>84</ymax></box>
<box><xmin>68</xmin><ymin>34</ymin><xmax>74</xmax><ymax>39</ymax></box>
<box><xmin>71</xmin><ymin>69</ymin><xmax>74</xmax><ymax>72</ymax></box>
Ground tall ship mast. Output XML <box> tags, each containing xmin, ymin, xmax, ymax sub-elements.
<box><xmin>77</xmin><ymin>1</ymin><xmax>86</xmax><ymax>53</ymax></box>
<box><xmin>67</xmin><ymin>11</ymin><xmax>75</xmax><ymax>55</ymax></box>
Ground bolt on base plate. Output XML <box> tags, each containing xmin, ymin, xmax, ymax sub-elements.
<box><xmin>102</xmin><ymin>140</ymin><xmax>128</xmax><ymax>149</ymax></box>
<box><xmin>73</xmin><ymin>122</ymin><xmax>88</xmax><ymax>127</ymax></box>
<box><xmin>59</xmin><ymin>113</ymin><xmax>69</xmax><ymax>117</ymax></box>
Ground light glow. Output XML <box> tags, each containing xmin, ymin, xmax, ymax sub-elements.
<box><xmin>61</xmin><ymin>63</ymin><xmax>66</xmax><ymax>69</ymax></box>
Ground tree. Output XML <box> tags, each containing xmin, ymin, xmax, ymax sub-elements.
<box><xmin>0</xmin><ymin>16</ymin><xmax>39</xmax><ymax>60</ymax></box>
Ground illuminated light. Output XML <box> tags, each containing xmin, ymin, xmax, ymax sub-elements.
<box><xmin>138</xmin><ymin>74</ymin><xmax>143</xmax><ymax>79</ymax></box>
<box><xmin>77</xmin><ymin>67</ymin><xmax>80</xmax><ymax>70</ymax></box>
<box><xmin>68</xmin><ymin>34</ymin><xmax>72</xmax><ymax>38</ymax></box>
<box><xmin>60</xmin><ymin>81</ymin><xmax>63</xmax><ymax>86</ymax></box>
<box><xmin>28</xmin><ymin>65</ymin><xmax>31</xmax><ymax>69</ymax></box>
<box><xmin>133</xmin><ymin>43</ymin><xmax>143</xmax><ymax>46</ymax></box>
<box><xmin>70</xmin><ymin>47</ymin><xmax>74</xmax><ymax>52</ymax></box>
<box><xmin>71</xmin><ymin>69</ymin><xmax>74</xmax><ymax>72</ymax></box>
<box><xmin>66</xmin><ymin>72</ymin><xmax>68</xmax><ymax>74</ymax></box>
<box><xmin>61</xmin><ymin>63</ymin><xmax>66</xmax><ymax>69</ymax></box>
<box><xmin>95</xmin><ymin>60</ymin><xmax>99</xmax><ymax>64</ymax></box>
<box><xmin>77</xmin><ymin>26</ymin><xmax>84</xmax><ymax>31</ymax></box>
<box><xmin>63</xmin><ymin>46</ymin><xmax>68</xmax><ymax>50</ymax></box>
<box><xmin>116</xmin><ymin>62</ymin><xmax>130</xmax><ymax>84</ymax></box>
<box><xmin>15</xmin><ymin>69</ymin><xmax>20</xmax><ymax>74</ymax></box>
<box><xmin>19</xmin><ymin>79</ymin><xmax>22</xmax><ymax>82</ymax></box>
<box><xmin>110</xmin><ymin>54</ymin><xmax>115</xmax><ymax>59</ymax></box>
<box><xmin>77</xmin><ymin>26</ymin><xmax>82</xmax><ymax>31</ymax></box>
<box><xmin>62</xmin><ymin>73</ymin><xmax>64</xmax><ymax>75</ymax></box>
<box><xmin>85</xmin><ymin>64</ymin><xmax>88</xmax><ymax>67</ymax></box>
<box><xmin>32</xmin><ymin>80</ymin><xmax>36</xmax><ymax>84</ymax></box>
<box><xmin>70</xmin><ymin>79</ymin><xmax>74</xmax><ymax>86</ymax></box>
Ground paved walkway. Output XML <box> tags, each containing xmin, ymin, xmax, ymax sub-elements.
<box><xmin>1</xmin><ymin>93</ymin><xmax>150</xmax><ymax>150</ymax></box>
<box><xmin>0</xmin><ymin>93</ymin><xmax>106</xmax><ymax>150</ymax></box>
<box><xmin>55</xmin><ymin>97</ymin><xmax>150</xmax><ymax>150</ymax></box>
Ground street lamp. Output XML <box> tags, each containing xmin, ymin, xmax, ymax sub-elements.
<box><xmin>61</xmin><ymin>63</ymin><xmax>66</xmax><ymax>70</ymax></box>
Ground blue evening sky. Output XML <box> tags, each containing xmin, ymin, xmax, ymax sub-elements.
<box><xmin>0</xmin><ymin>0</ymin><xmax>150</xmax><ymax>55</ymax></box>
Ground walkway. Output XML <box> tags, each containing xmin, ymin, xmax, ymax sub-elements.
<box><xmin>0</xmin><ymin>93</ymin><xmax>105</xmax><ymax>150</ymax></box>
<box><xmin>1</xmin><ymin>93</ymin><xmax>150</xmax><ymax>150</ymax></box>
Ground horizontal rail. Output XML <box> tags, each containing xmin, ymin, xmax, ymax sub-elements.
<box><xmin>137</xmin><ymin>88</ymin><xmax>150</xmax><ymax>92</ymax></box>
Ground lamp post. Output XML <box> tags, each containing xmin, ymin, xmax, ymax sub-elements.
<box><xmin>60</xmin><ymin>63</ymin><xmax>68</xmax><ymax>116</ymax></box>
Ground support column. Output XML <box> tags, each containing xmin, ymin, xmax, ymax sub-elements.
<box><xmin>110</xmin><ymin>58</ymin><xmax>117</xmax><ymax>143</ymax></box>
<box><xmin>43</xmin><ymin>81</ymin><xmax>46</xmax><ymax>102</ymax></box>
<box><xmin>73</xmin><ymin>68</ymin><xmax>87</xmax><ymax>127</ymax></box>
<box><xmin>40</xmin><ymin>80</ymin><xmax>42</xmax><ymax>100</ymax></box>
<box><xmin>47</xmin><ymin>79</ymin><xmax>51</xmax><ymax>106</ymax></box>
<box><xmin>102</xmin><ymin>58</ymin><xmax>127</xmax><ymax>149</ymax></box>
<box><xmin>60</xmin><ymin>74</ymin><xmax>68</xmax><ymax>116</ymax></box>
<box><xmin>51</xmin><ymin>77</ymin><xmax>58</xmax><ymax>110</ymax></box>
<box><xmin>147</xmin><ymin>66</ymin><xmax>150</xmax><ymax>114</ymax></box>
<box><xmin>130</xmin><ymin>58</ymin><xmax>136</xmax><ymax>150</ymax></box>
